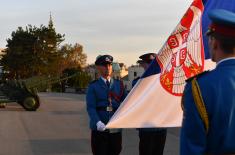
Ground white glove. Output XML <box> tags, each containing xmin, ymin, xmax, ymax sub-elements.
<box><xmin>96</xmin><ymin>121</ymin><xmax>106</xmax><ymax>131</ymax></box>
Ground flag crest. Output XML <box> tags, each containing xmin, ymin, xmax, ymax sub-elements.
<box><xmin>157</xmin><ymin>0</ymin><xmax>204</xmax><ymax>96</ymax></box>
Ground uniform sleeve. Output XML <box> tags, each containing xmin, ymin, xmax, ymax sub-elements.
<box><xmin>180</xmin><ymin>82</ymin><xmax>207</xmax><ymax>155</ymax></box>
<box><xmin>86</xmin><ymin>84</ymin><xmax>100</xmax><ymax>128</ymax></box>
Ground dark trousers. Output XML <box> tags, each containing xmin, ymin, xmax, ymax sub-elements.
<box><xmin>139</xmin><ymin>129</ymin><xmax>167</xmax><ymax>155</ymax></box>
<box><xmin>91</xmin><ymin>130</ymin><xmax>122</xmax><ymax>155</ymax></box>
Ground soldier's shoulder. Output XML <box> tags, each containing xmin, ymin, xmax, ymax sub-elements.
<box><xmin>186</xmin><ymin>71</ymin><xmax>210</xmax><ymax>83</ymax></box>
<box><xmin>89</xmin><ymin>79</ymin><xmax>98</xmax><ymax>85</ymax></box>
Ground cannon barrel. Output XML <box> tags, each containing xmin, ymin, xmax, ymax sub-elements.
<box><xmin>0</xmin><ymin>72</ymin><xmax>80</xmax><ymax>111</ymax></box>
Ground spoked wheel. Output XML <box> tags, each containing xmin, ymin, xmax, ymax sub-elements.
<box><xmin>22</xmin><ymin>96</ymin><xmax>40</xmax><ymax>111</ymax></box>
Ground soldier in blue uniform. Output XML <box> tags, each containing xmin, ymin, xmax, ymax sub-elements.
<box><xmin>86</xmin><ymin>54</ymin><xmax>127</xmax><ymax>155</ymax></box>
<box><xmin>180</xmin><ymin>9</ymin><xmax>235</xmax><ymax>155</ymax></box>
<box><xmin>132</xmin><ymin>53</ymin><xmax>167</xmax><ymax>155</ymax></box>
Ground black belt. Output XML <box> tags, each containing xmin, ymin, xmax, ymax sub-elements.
<box><xmin>96</xmin><ymin>106</ymin><xmax>118</xmax><ymax>112</ymax></box>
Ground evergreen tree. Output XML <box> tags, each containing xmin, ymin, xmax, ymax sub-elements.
<box><xmin>1</xmin><ymin>16</ymin><xmax>65</xmax><ymax>79</ymax></box>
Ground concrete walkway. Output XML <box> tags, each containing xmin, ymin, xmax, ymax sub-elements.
<box><xmin>0</xmin><ymin>92</ymin><xmax>180</xmax><ymax>155</ymax></box>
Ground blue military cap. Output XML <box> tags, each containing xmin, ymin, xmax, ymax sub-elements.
<box><xmin>137</xmin><ymin>53</ymin><xmax>156</xmax><ymax>64</ymax></box>
<box><xmin>207</xmin><ymin>9</ymin><xmax>235</xmax><ymax>37</ymax></box>
<box><xmin>95</xmin><ymin>55</ymin><xmax>113</xmax><ymax>66</ymax></box>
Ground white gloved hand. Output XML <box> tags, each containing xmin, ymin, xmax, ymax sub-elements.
<box><xmin>96</xmin><ymin>121</ymin><xmax>106</xmax><ymax>131</ymax></box>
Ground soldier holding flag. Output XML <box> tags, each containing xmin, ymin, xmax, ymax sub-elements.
<box><xmin>181</xmin><ymin>9</ymin><xmax>235</xmax><ymax>155</ymax></box>
<box><xmin>86</xmin><ymin>55</ymin><xmax>127</xmax><ymax>155</ymax></box>
<box><xmin>132</xmin><ymin>53</ymin><xmax>167</xmax><ymax>155</ymax></box>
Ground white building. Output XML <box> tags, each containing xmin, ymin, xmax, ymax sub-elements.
<box><xmin>112</xmin><ymin>62</ymin><xmax>128</xmax><ymax>80</ymax></box>
<box><xmin>123</xmin><ymin>65</ymin><xmax>144</xmax><ymax>91</ymax></box>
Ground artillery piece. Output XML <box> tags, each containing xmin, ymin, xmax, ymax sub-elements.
<box><xmin>0</xmin><ymin>73</ymin><xmax>79</xmax><ymax>111</ymax></box>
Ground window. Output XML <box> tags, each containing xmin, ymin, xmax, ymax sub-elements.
<box><xmin>134</xmin><ymin>72</ymin><xmax>137</xmax><ymax>77</ymax></box>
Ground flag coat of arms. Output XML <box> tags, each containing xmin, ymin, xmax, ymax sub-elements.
<box><xmin>106</xmin><ymin>0</ymin><xmax>216</xmax><ymax>128</ymax></box>
<box><xmin>157</xmin><ymin>0</ymin><xmax>204</xmax><ymax>96</ymax></box>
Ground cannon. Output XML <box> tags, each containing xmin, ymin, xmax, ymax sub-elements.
<box><xmin>0</xmin><ymin>79</ymin><xmax>39</xmax><ymax>111</ymax></box>
<box><xmin>0</xmin><ymin>73</ymin><xmax>79</xmax><ymax>111</ymax></box>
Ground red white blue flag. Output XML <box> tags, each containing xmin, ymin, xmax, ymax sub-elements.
<box><xmin>157</xmin><ymin>0</ymin><xmax>204</xmax><ymax>96</ymax></box>
<box><xmin>107</xmin><ymin>0</ymin><xmax>216</xmax><ymax>128</ymax></box>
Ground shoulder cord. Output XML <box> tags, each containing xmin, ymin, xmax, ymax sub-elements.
<box><xmin>191</xmin><ymin>78</ymin><xmax>209</xmax><ymax>134</ymax></box>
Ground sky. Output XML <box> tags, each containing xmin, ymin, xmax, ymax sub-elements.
<box><xmin>1</xmin><ymin>0</ymin><xmax>192</xmax><ymax>66</ymax></box>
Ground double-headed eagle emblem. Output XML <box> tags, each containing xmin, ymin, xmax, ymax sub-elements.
<box><xmin>157</xmin><ymin>1</ymin><xmax>204</xmax><ymax>96</ymax></box>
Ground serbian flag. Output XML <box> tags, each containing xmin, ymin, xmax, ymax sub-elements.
<box><xmin>106</xmin><ymin>0</ymin><xmax>216</xmax><ymax>128</ymax></box>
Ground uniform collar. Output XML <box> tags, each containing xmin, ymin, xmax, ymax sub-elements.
<box><xmin>100</xmin><ymin>76</ymin><xmax>111</xmax><ymax>83</ymax></box>
<box><xmin>216</xmin><ymin>57</ymin><xmax>235</xmax><ymax>68</ymax></box>
<box><xmin>99</xmin><ymin>77</ymin><xmax>113</xmax><ymax>89</ymax></box>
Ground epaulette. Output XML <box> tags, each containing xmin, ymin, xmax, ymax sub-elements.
<box><xmin>186</xmin><ymin>71</ymin><xmax>209</xmax><ymax>82</ymax></box>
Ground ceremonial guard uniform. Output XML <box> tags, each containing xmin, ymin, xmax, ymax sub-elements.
<box><xmin>86</xmin><ymin>55</ymin><xmax>127</xmax><ymax>155</ymax></box>
<box><xmin>133</xmin><ymin>53</ymin><xmax>167</xmax><ymax>155</ymax></box>
<box><xmin>181</xmin><ymin>9</ymin><xmax>235</xmax><ymax>155</ymax></box>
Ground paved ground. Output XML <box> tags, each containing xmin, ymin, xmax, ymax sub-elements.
<box><xmin>0</xmin><ymin>92</ymin><xmax>180</xmax><ymax>155</ymax></box>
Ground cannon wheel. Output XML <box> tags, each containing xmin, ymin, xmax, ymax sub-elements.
<box><xmin>22</xmin><ymin>96</ymin><xmax>39</xmax><ymax>111</ymax></box>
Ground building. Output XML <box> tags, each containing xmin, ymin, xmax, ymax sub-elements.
<box><xmin>112</xmin><ymin>62</ymin><xmax>128</xmax><ymax>80</ymax></box>
<box><xmin>123</xmin><ymin>65</ymin><xmax>144</xmax><ymax>91</ymax></box>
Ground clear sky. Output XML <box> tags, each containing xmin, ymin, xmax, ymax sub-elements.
<box><xmin>1</xmin><ymin>0</ymin><xmax>192</xmax><ymax>66</ymax></box>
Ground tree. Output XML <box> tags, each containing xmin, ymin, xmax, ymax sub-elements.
<box><xmin>56</xmin><ymin>43</ymin><xmax>87</xmax><ymax>74</ymax></box>
<box><xmin>1</xmin><ymin>27</ymin><xmax>36</xmax><ymax>78</ymax></box>
<box><xmin>62</xmin><ymin>68</ymin><xmax>92</xmax><ymax>89</ymax></box>
<box><xmin>1</xmin><ymin>17</ymin><xmax>65</xmax><ymax>79</ymax></box>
